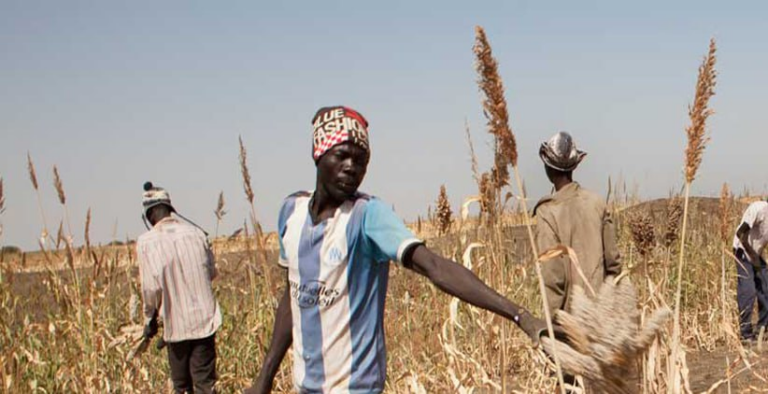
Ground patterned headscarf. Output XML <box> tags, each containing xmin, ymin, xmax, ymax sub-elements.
<box><xmin>539</xmin><ymin>131</ymin><xmax>587</xmax><ymax>172</ymax></box>
<box><xmin>312</xmin><ymin>106</ymin><xmax>370</xmax><ymax>161</ymax></box>
<box><xmin>142</xmin><ymin>182</ymin><xmax>174</xmax><ymax>215</ymax></box>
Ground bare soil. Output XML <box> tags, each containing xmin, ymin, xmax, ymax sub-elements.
<box><xmin>688</xmin><ymin>346</ymin><xmax>768</xmax><ymax>393</ymax></box>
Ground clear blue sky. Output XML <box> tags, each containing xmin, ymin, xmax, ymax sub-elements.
<box><xmin>1</xmin><ymin>1</ymin><xmax>766</xmax><ymax>250</ymax></box>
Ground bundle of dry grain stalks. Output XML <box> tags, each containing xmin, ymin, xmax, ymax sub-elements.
<box><xmin>541</xmin><ymin>277</ymin><xmax>672</xmax><ymax>393</ymax></box>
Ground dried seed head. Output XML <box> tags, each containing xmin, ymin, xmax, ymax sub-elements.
<box><xmin>663</xmin><ymin>198</ymin><xmax>684</xmax><ymax>248</ymax></box>
<box><xmin>684</xmin><ymin>38</ymin><xmax>717</xmax><ymax>184</ymax></box>
<box><xmin>435</xmin><ymin>185</ymin><xmax>453</xmax><ymax>235</ymax></box>
<box><xmin>215</xmin><ymin>191</ymin><xmax>227</xmax><ymax>221</ymax></box>
<box><xmin>85</xmin><ymin>208</ymin><xmax>92</xmax><ymax>249</ymax></box>
<box><xmin>53</xmin><ymin>165</ymin><xmax>66</xmax><ymax>205</ymax></box>
<box><xmin>628</xmin><ymin>210</ymin><xmax>655</xmax><ymax>257</ymax></box>
<box><xmin>478</xmin><ymin>171</ymin><xmax>497</xmax><ymax>218</ymax></box>
<box><xmin>0</xmin><ymin>177</ymin><xmax>5</xmax><ymax>215</ymax></box>
<box><xmin>27</xmin><ymin>152</ymin><xmax>39</xmax><ymax>190</ymax></box>
<box><xmin>56</xmin><ymin>220</ymin><xmax>64</xmax><ymax>249</ymax></box>
<box><xmin>719</xmin><ymin>183</ymin><xmax>732</xmax><ymax>244</ymax></box>
<box><xmin>473</xmin><ymin>26</ymin><xmax>516</xmax><ymax>188</ymax></box>
<box><xmin>464</xmin><ymin>119</ymin><xmax>480</xmax><ymax>185</ymax></box>
<box><xmin>239</xmin><ymin>136</ymin><xmax>255</xmax><ymax>204</ymax></box>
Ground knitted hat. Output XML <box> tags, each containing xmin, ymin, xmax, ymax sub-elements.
<box><xmin>312</xmin><ymin>106</ymin><xmax>370</xmax><ymax>161</ymax></box>
<box><xmin>539</xmin><ymin>131</ymin><xmax>587</xmax><ymax>172</ymax></box>
<box><xmin>142</xmin><ymin>182</ymin><xmax>174</xmax><ymax>215</ymax></box>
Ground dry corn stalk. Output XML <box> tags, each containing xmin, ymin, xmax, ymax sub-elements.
<box><xmin>541</xmin><ymin>277</ymin><xmax>672</xmax><ymax>393</ymax></box>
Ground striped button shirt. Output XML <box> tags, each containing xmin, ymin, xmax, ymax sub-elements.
<box><xmin>137</xmin><ymin>216</ymin><xmax>222</xmax><ymax>342</ymax></box>
<box><xmin>278</xmin><ymin>191</ymin><xmax>422</xmax><ymax>393</ymax></box>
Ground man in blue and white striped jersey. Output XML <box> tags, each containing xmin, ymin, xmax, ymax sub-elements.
<box><xmin>245</xmin><ymin>106</ymin><xmax>548</xmax><ymax>394</ymax></box>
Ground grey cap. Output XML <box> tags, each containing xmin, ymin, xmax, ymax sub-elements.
<box><xmin>539</xmin><ymin>131</ymin><xmax>587</xmax><ymax>172</ymax></box>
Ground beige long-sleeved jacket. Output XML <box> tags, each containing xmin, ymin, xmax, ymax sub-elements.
<box><xmin>534</xmin><ymin>182</ymin><xmax>622</xmax><ymax>314</ymax></box>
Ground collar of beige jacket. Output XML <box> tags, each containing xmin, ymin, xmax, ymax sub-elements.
<box><xmin>533</xmin><ymin>182</ymin><xmax>581</xmax><ymax>215</ymax></box>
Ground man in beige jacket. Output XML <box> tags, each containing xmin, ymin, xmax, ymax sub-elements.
<box><xmin>534</xmin><ymin>131</ymin><xmax>622</xmax><ymax>315</ymax></box>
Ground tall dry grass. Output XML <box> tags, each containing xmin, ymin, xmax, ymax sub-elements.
<box><xmin>669</xmin><ymin>38</ymin><xmax>717</xmax><ymax>393</ymax></box>
<box><xmin>474</xmin><ymin>24</ymin><xmax>569</xmax><ymax>392</ymax></box>
<box><xmin>52</xmin><ymin>165</ymin><xmax>74</xmax><ymax>246</ymax></box>
<box><xmin>214</xmin><ymin>191</ymin><xmax>227</xmax><ymax>241</ymax></box>
<box><xmin>0</xmin><ymin>161</ymin><xmax>758</xmax><ymax>393</ymax></box>
<box><xmin>239</xmin><ymin>135</ymin><xmax>275</xmax><ymax>309</ymax></box>
<box><xmin>27</xmin><ymin>152</ymin><xmax>51</xmax><ymax>249</ymax></box>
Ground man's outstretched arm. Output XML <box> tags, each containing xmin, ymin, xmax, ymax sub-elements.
<box><xmin>244</xmin><ymin>284</ymin><xmax>293</xmax><ymax>394</ymax></box>
<box><xmin>403</xmin><ymin>244</ymin><xmax>547</xmax><ymax>341</ymax></box>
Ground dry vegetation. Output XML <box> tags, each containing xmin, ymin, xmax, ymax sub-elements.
<box><xmin>2</xmin><ymin>30</ymin><xmax>767</xmax><ymax>394</ymax></box>
<box><xmin>3</xmin><ymin>183</ymin><xmax>766</xmax><ymax>393</ymax></box>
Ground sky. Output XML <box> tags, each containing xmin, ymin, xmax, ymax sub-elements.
<box><xmin>1</xmin><ymin>0</ymin><xmax>766</xmax><ymax>251</ymax></box>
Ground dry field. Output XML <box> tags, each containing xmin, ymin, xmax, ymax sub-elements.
<box><xmin>2</xmin><ymin>194</ymin><xmax>768</xmax><ymax>393</ymax></box>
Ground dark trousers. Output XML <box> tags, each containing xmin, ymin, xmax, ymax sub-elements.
<box><xmin>735</xmin><ymin>248</ymin><xmax>768</xmax><ymax>340</ymax></box>
<box><xmin>167</xmin><ymin>334</ymin><xmax>217</xmax><ymax>394</ymax></box>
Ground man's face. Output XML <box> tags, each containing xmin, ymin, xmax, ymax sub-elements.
<box><xmin>316</xmin><ymin>142</ymin><xmax>370</xmax><ymax>200</ymax></box>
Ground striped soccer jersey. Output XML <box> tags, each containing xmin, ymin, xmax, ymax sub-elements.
<box><xmin>277</xmin><ymin>191</ymin><xmax>422</xmax><ymax>393</ymax></box>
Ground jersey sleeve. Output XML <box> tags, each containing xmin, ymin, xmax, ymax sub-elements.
<box><xmin>276</xmin><ymin>197</ymin><xmax>297</xmax><ymax>268</ymax></box>
<box><xmin>362</xmin><ymin>198</ymin><xmax>422</xmax><ymax>264</ymax></box>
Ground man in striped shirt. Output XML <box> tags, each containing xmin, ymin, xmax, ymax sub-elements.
<box><xmin>245</xmin><ymin>106</ymin><xmax>550</xmax><ymax>394</ymax></box>
<box><xmin>138</xmin><ymin>182</ymin><xmax>222</xmax><ymax>394</ymax></box>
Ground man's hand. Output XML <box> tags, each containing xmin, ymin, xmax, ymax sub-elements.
<box><xmin>518</xmin><ymin>311</ymin><xmax>567</xmax><ymax>346</ymax></box>
<box><xmin>143</xmin><ymin>314</ymin><xmax>159</xmax><ymax>339</ymax></box>
<box><xmin>518</xmin><ymin>311</ymin><xmax>546</xmax><ymax>344</ymax></box>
